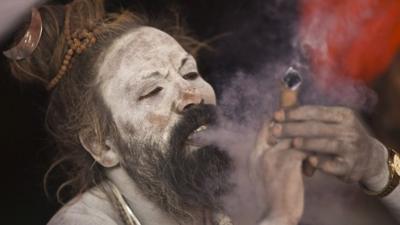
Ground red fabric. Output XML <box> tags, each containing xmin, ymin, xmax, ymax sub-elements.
<box><xmin>300</xmin><ymin>0</ymin><xmax>400</xmax><ymax>84</ymax></box>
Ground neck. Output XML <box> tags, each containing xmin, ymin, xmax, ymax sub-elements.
<box><xmin>105</xmin><ymin>166</ymin><xmax>206</xmax><ymax>225</ymax></box>
<box><xmin>105</xmin><ymin>166</ymin><xmax>177</xmax><ymax>225</ymax></box>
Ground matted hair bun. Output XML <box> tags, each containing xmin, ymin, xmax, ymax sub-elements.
<box><xmin>7</xmin><ymin>0</ymin><xmax>144</xmax><ymax>89</ymax></box>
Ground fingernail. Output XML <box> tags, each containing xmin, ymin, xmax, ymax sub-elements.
<box><xmin>293</xmin><ymin>137</ymin><xmax>303</xmax><ymax>148</ymax></box>
<box><xmin>272</xmin><ymin>124</ymin><xmax>282</xmax><ymax>137</ymax></box>
<box><xmin>274</xmin><ymin>110</ymin><xmax>285</xmax><ymax>122</ymax></box>
<box><xmin>308</xmin><ymin>156</ymin><xmax>318</xmax><ymax>167</ymax></box>
<box><xmin>268</xmin><ymin>137</ymin><xmax>278</xmax><ymax>146</ymax></box>
<box><xmin>268</xmin><ymin>121</ymin><xmax>275</xmax><ymax>129</ymax></box>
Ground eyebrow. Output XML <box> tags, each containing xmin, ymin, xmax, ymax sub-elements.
<box><xmin>178</xmin><ymin>54</ymin><xmax>193</xmax><ymax>71</ymax></box>
<box><xmin>142</xmin><ymin>71</ymin><xmax>169</xmax><ymax>80</ymax></box>
<box><xmin>141</xmin><ymin>54</ymin><xmax>194</xmax><ymax>80</ymax></box>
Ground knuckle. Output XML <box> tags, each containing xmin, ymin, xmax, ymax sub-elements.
<box><xmin>343</xmin><ymin>131</ymin><xmax>360</xmax><ymax>143</ymax></box>
<box><xmin>340</xmin><ymin>107</ymin><xmax>353</xmax><ymax>116</ymax></box>
<box><xmin>320</xmin><ymin>106</ymin><xmax>331</xmax><ymax>114</ymax></box>
<box><xmin>341</xmin><ymin>158</ymin><xmax>354</xmax><ymax>171</ymax></box>
<box><xmin>328</xmin><ymin>140</ymin><xmax>340</xmax><ymax>151</ymax></box>
<box><xmin>347</xmin><ymin>114</ymin><xmax>359</xmax><ymax>126</ymax></box>
<box><xmin>339</xmin><ymin>153</ymin><xmax>351</xmax><ymax>165</ymax></box>
<box><xmin>338</xmin><ymin>107</ymin><xmax>354</xmax><ymax>121</ymax></box>
<box><xmin>333</xmin><ymin>124</ymin><xmax>346</xmax><ymax>136</ymax></box>
<box><xmin>272</xmin><ymin>123</ymin><xmax>284</xmax><ymax>137</ymax></box>
<box><xmin>346</xmin><ymin>140</ymin><xmax>358</xmax><ymax>151</ymax></box>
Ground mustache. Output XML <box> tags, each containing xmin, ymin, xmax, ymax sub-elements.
<box><xmin>165</xmin><ymin>104</ymin><xmax>233</xmax><ymax>210</ymax></box>
<box><xmin>168</xmin><ymin>104</ymin><xmax>219</xmax><ymax>149</ymax></box>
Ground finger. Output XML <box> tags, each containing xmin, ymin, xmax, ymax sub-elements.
<box><xmin>274</xmin><ymin>105</ymin><xmax>356</xmax><ymax>124</ymax></box>
<box><xmin>267</xmin><ymin>121</ymin><xmax>278</xmax><ymax>145</ymax></box>
<box><xmin>283</xmin><ymin>148</ymin><xmax>308</xmax><ymax>162</ymax></box>
<box><xmin>265</xmin><ymin>144</ymin><xmax>306</xmax><ymax>162</ymax></box>
<box><xmin>314</xmin><ymin>156</ymin><xmax>349</xmax><ymax>177</ymax></box>
<box><xmin>259</xmin><ymin>139</ymin><xmax>292</xmax><ymax>164</ymax></box>
<box><xmin>292</xmin><ymin>138</ymin><xmax>343</xmax><ymax>155</ymax></box>
<box><xmin>261</xmin><ymin>146</ymin><xmax>306</xmax><ymax>173</ymax></box>
<box><xmin>255</xmin><ymin>120</ymin><xmax>274</xmax><ymax>151</ymax></box>
<box><xmin>272</xmin><ymin>121</ymin><xmax>347</xmax><ymax>138</ymax></box>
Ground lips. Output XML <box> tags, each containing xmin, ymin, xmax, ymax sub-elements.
<box><xmin>168</xmin><ymin>104</ymin><xmax>218</xmax><ymax>153</ymax></box>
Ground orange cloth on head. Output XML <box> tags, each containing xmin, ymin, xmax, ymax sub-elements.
<box><xmin>300</xmin><ymin>0</ymin><xmax>400</xmax><ymax>83</ymax></box>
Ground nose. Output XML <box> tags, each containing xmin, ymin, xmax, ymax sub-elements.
<box><xmin>174</xmin><ymin>87</ymin><xmax>204</xmax><ymax>114</ymax></box>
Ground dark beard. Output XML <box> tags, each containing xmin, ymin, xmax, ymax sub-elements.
<box><xmin>118</xmin><ymin>104</ymin><xmax>233</xmax><ymax>222</ymax></box>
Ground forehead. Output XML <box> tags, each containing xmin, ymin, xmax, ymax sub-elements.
<box><xmin>97</xmin><ymin>26</ymin><xmax>189</xmax><ymax>85</ymax></box>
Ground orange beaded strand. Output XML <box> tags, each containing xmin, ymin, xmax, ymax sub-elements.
<box><xmin>47</xmin><ymin>5</ymin><xmax>98</xmax><ymax>90</ymax></box>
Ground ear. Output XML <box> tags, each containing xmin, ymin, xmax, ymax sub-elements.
<box><xmin>79</xmin><ymin>130</ymin><xmax>120</xmax><ymax>168</ymax></box>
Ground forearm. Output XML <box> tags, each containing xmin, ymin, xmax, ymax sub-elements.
<box><xmin>368</xmin><ymin>171</ymin><xmax>400</xmax><ymax>221</ymax></box>
<box><xmin>382</xmin><ymin>185</ymin><xmax>400</xmax><ymax>221</ymax></box>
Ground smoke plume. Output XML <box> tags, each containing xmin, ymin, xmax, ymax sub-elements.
<box><xmin>190</xmin><ymin>0</ymin><xmax>399</xmax><ymax>224</ymax></box>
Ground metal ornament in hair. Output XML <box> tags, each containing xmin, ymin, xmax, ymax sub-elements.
<box><xmin>3</xmin><ymin>8</ymin><xmax>43</xmax><ymax>60</ymax></box>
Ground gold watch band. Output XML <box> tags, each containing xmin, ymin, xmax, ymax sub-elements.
<box><xmin>361</xmin><ymin>147</ymin><xmax>400</xmax><ymax>198</ymax></box>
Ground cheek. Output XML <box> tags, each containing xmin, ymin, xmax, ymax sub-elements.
<box><xmin>145</xmin><ymin>112</ymin><xmax>170</xmax><ymax>130</ymax></box>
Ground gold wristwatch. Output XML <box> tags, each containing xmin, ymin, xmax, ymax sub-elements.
<box><xmin>362</xmin><ymin>147</ymin><xmax>400</xmax><ymax>198</ymax></box>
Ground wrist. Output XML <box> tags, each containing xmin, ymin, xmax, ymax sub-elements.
<box><xmin>360</xmin><ymin>142</ymin><xmax>400</xmax><ymax>198</ymax></box>
<box><xmin>259</xmin><ymin>213</ymin><xmax>300</xmax><ymax>225</ymax></box>
<box><xmin>361</xmin><ymin>139</ymin><xmax>389</xmax><ymax>191</ymax></box>
<box><xmin>259</xmin><ymin>215</ymin><xmax>298</xmax><ymax>225</ymax></box>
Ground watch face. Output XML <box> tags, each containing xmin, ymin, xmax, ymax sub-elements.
<box><xmin>393</xmin><ymin>154</ymin><xmax>400</xmax><ymax>176</ymax></box>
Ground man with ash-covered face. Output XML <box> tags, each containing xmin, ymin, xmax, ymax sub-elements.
<box><xmin>88</xmin><ymin>26</ymin><xmax>235</xmax><ymax>224</ymax></box>
<box><xmin>6</xmin><ymin>0</ymin><xmax>400</xmax><ymax>225</ymax></box>
<box><xmin>6</xmin><ymin>1</ymin><xmax>294</xmax><ymax>224</ymax></box>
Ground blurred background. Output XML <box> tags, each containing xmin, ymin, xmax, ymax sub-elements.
<box><xmin>0</xmin><ymin>0</ymin><xmax>399</xmax><ymax>224</ymax></box>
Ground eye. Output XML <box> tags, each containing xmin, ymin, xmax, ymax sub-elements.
<box><xmin>183</xmin><ymin>72</ymin><xmax>199</xmax><ymax>80</ymax></box>
<box><xmin>138</xmin><ymin>87</ymin><xmax>163</xmax><ymax>100</ymax></box>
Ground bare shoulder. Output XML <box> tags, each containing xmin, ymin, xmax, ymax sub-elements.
<box><xmin>47</xmin><ymin>188</ymin><xmax>121</xmax><ymax>225</ymax></box>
